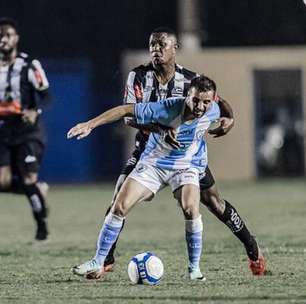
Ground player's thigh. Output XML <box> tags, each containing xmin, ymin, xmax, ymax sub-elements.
<box><xmin>112</xmin><ymin>177</ymin><xmax>154</xmax><ymax>216</ymax></box>
<box><xmin>170</xmin><ymin>168</ymin><xmax>200</xmax><ymax>218</ymax></box>
<box><xmin>0</xmin><ymin>143</ymin><xmax>12</xmax><ymax>188</ymax></box>
<box><xmin>170</xmin><ymin>168</ymin><xmax>200</xmax><ymax>197</ymax></box>
<box><xmin>128</xmin><ymin>163</ymin><xmax>165</xmax><ymax>198</ymax></box>
<box><xmin>199</xmin><ymin>167</ymin><xmax>225</xmax><ymax>213</ymax></box>
<box><xmin>13</xmin><ymin>140</ymin><xmax>44</xmax><ymax>182</ymax></box>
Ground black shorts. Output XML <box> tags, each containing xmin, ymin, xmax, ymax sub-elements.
<box><xmin>199</xmin><ymin>166</ymin><xmax>215</xmax><ymax>190</ymax></box>
<box><xmin>121</xmin><ymin>148</ymin><xmax>216</xmax><ymax>190</ymax></box>
<box><xmin>121</xmin><ymin>149</ymin><xmax>142</xmax><ymax>175</ymax></box>
<box><xmin>0</xmin><ymin>140</ymin><xmax>44</xmax><ymax>175</ymax></box>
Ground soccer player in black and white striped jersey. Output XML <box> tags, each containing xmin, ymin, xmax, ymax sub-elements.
<box><xmin>103</xmin><ymin>27</ymin><xmax>265</xmax><ymax>275</ymax></box>
<box><xmin>0</xmin><ymin>18</ymin><xmax>51</xmax><ymax>241</ymax></box>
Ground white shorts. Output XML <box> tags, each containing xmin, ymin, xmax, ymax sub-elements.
<box><xmin>128</xmin><ymin>162</ymin><xmax>200</xmax><ymax>194</ymax></box>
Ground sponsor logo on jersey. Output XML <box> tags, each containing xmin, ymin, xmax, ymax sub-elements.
<box><xmin>171</xmin><ymin>87</ymin><xmax>183</xmax><ymax>96</ymax></box>
<box><xmin>136</xmin><ymin>163</ymin><xmax>147</xmax><ymax>173</ymax></box>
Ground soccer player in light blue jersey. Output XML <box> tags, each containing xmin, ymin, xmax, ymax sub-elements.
<box><xmin>67</xmin><ymin>75</ymin><xmax>219</xmax><ymax>281</ymax></box>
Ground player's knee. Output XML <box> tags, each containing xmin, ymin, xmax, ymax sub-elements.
<box><xmin>181</xmin><ymin>200</ymin><xmax>199</xmax><ymax>220</ymax></box>
<box><xmin>22</xmin><ymin>173</ymin><xmax>38</xmax><ymax>185</ymax></box>
<box><xmin>112</xmin><ymin>200</ymin><xmax>129</xmax><ymax>217</ymax></box>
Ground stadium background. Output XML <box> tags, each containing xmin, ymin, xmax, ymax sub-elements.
<box><xmin>1</xmin><ymin>0</ymin><xmax>306</xmax><ymax>183</ymax></box>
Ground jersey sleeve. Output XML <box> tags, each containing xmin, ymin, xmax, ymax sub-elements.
<box><xmin>134</xmin><ymin>98</ymin><xmax>184</xmax><ymax>126</ymax></box>
<box><xmin>123</xmin><ymin>71</ymin><xmax>143</xmax><ymax>105</ymax></box>
<box><xmin>27</xmin><ymin>59</ymin><xmax>49</xmax><ymax>91</ymax></box>
<box><xmin>206</xmin><ymin>101</ymin><xmax>221</xmax><ymax>122</ymax></box>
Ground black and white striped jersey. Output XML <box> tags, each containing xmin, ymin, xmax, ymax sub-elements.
<box><xmin>0</xmin><ymin>52</ymin><xmax>50</xmax><ymax>142</ymax></box>
<box><xmin>0</xmin><ymin>52</ymin><xmax>49</xmax><ymax>118</ymax></box>
<box><xmin>123</xmin><ymin>62</ymin><xmax>198</xmax><ymax>150</ymax></box>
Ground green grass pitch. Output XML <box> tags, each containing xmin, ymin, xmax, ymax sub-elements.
<box><xmin>0</xmin><ymin>179</ymin><xmax>306</xmax><ymax>304</ymax></box>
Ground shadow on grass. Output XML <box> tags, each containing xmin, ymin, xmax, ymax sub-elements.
<box><xmin>76</xmin><ymin>295</ymin><xmax>306</xmax><ymax>302</ymax></box>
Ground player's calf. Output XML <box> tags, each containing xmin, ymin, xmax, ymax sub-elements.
<box><xmin>72</xmin><ymin>212</ymin><xmax>124</xmax><ymax>279</ymax></box>
<box><xmin>23</xmin><ymin>182</ymin><xmax>48</xmax><ymax>241</ymax></box>
<box><xmin>0</xmin><ymin>166</ymin><xmax>12</xmax><ymax>191</ymax></box>
<box><xmin>185</xmin><ymin>215</ymin><xmax>205</xmax><ymax>280</ymax></box>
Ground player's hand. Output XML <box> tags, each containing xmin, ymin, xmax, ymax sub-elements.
<box><xmin>67</xmin><ymin>122</ymin><xmax>93</xmax><ymax>140</ymax></box>
<box><xmin>22</xmin><ymin>109</ymin><xmax>39</xmax><ymax>125</ymax></box>
<box><xmin>208</xmin><ymin>117</ymin><xmax>234</xmax><ymax>138</ymax></box>
<box><xmin>164</xmin><ymin>129</ymin><xmax>180</xmax><ymax>149</ymax></box>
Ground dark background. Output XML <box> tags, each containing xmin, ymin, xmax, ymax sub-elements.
<box><xmin>1</xmin><ymin>0</ymin><xmax>306</xmax><ymax>181</ymax></box>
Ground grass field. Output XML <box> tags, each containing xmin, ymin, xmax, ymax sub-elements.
<box><xmin>0</xmin><ymin>179</ymin><xmax>306</xmax><ymax>304</ymax></box>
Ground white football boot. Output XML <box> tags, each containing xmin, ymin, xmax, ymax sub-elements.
<box><xmin>189</xmin><ymin>267</ymin><xmax>206</xmax><ymax>281</ymax></box>
<box><xmin>71</xmin><ymin>259</ymin><xmax>105</xmax><ymax>279</ymax></box>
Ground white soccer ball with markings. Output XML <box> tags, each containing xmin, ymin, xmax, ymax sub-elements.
<box><xmin>127</xmin><ymin>252</ymin><xmax>164</xmax><ymax>285</ymax></box>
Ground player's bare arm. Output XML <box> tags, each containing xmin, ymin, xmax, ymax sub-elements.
<box><xmin>67</xmin><ymin>104</ymin><xmax>135</xmax><ymax>140</ymax></box>
<box><xmin>208</xmin><ymin>96</ymin><xmax>234</xmax><ymax>138</ymax></box>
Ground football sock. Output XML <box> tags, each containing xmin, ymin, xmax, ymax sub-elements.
<box><xmin>220</xmin><ymin>200</ymin><xmax>258</xmax><ymax>261</ymax></box>
<box><xmin>95</xmin><ymin>212</ymin><xmax>124</xmax><ymax>266</ymax></box>
<box><xmin>103</xmin><ymin>206</ymin><xmax>126</xmax><ymax>265</ymax></box>
<box><xmin>23</xmin><ymin>183</ymin><xmax>47</xmax><ymax>223</ymax></box>
<box><xmin>185</xmin><ymin>215</ymin><xmax>203</xmax><ymax>271</ymax></box>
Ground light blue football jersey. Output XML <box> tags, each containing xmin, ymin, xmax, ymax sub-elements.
<box><xmin>134</xmin><ymin>97</ymin><xmax>220</xmax><ymax>171</ymax></box>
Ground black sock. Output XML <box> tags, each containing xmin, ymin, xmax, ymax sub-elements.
<box><xmin>219</xmin><ymin>200</ymin><xmax>258</xmax><ymax>261</ymax></box>
<box><xmin>23</xmin><ymin>183</ymin><xmax>47</xmax><ymax>223</ymax></box>
<box><xmin>104</xmin><ymin>206</ymin><xmax>125</xmax><ymax>266</ymax></box>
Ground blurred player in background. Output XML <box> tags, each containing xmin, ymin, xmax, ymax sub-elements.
<box><xmin>0</xmin><ymin>18</ymin><xmax>50</xmax><ymax>241</ymax></box>
<box><xmin>69</xmin><ymin>75</ymin><xmax>221</xmax><ymax>280</ymax></box>
<box><xmin>103</xmin><ymin>27</ymin><xmax>265</xmax><ymax>275</ymax></box>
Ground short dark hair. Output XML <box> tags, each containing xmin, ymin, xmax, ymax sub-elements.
<box><xmin>190</xmin><ymin>75</ymin><xmax>217</xmax><ymax>92</ymax></box>
<box><xmin>0</xmin><ymin>17</ymin><xmax>19</xmax><ymax>33</ymax></box>
<box><xmin>151</xmin><ymin>27</ymin><xmax>177</xmax><ymax>38</ymax></box>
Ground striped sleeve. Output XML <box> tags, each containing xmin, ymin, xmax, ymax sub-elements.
<box><xmin>206</xmin><ymin>101</ymin><xmax>221</xmax><ymax>122</ymax></box>
<box><xmin>28</xmin><ymin>59</ymin><xmax>49</xmax><ymax>91</ymax></box>
<box><xmin>123</xmin><ymin>71</ymin><xmax>143</xmax><ymax>105</ymax></box>
<box><xmin>134</xmin><ymin>98</ymin><xmax>184</xmax><ymax>126</ymax></box>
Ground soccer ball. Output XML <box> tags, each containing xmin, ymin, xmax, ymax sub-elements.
<box><xmin>127</xmin><ymin>252</ymin><xmax>164</xmax><ymax>285</ymax></box>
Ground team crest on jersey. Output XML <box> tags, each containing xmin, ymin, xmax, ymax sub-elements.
<box><xmin>171</xmin><ymin>87</ymin><xmax>183</xmax><ymax>96</ymax></box>
<box><xmin>136</xmin><ymin>163</ymin><xmax>148</xmax><ymax>173</ymax></box>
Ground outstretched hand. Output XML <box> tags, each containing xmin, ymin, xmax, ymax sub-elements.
<box><xmin>67</xmin><ymin>122</ymin><xmax>93</xmax><ymax>140</ymax></box>
<box><xmin>208</xmin><ymin>117</ymin><xmax>234</xmax><ymax>138</ymax></box>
